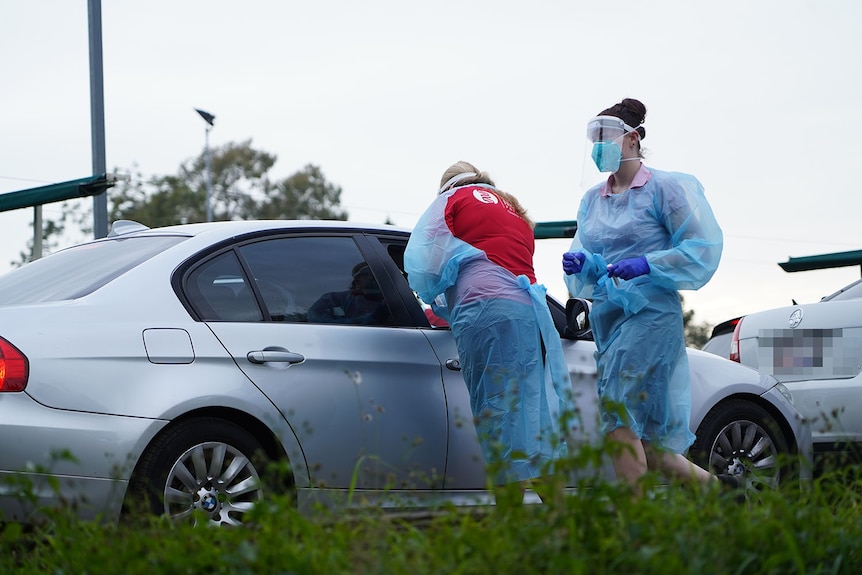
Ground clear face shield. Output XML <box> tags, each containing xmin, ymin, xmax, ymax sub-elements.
<box><xmin>580</xmin><ymin>115</ymin><xmax>638</xmax><ymax>190</ymax></box>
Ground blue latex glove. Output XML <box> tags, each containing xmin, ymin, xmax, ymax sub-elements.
<box><xmin>562</xmin><ymin>251</ymin><xmax>586</xmax><ymax>275</ymax></box>
<box><xmin>607</xmin><ymin>256</ymin><xmax>650</xmax><ymax>280</ymax></box>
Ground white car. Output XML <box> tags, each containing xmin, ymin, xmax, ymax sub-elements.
<box><xmin>729</xmin><ymin>278</ymin><xmax>862</xmax><ymax>472</ymax></box>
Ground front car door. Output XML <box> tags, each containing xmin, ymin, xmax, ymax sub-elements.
<box><xmin>364</xmin><ymin>235</ymin><xmax>489</xmax><ymax>490</ymax></box>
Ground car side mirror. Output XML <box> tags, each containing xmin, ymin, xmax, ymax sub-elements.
<box><xmin>563</xmin><ymin>297</ymin><xmax>593</xmax><ymax>340</ymax></box>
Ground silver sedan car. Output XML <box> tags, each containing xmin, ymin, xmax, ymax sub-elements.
<box><xmin>0</xmin><ymin>220</ymin><xmax>811</xmax><ymax>525</ymax></box>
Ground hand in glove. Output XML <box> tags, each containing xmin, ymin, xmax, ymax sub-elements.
<box><xmin>562</xmin><ymin>251</ymin><xmax>586</xmax><ymax>275</ymax></box>
<box><xmin>607</xmin><ymin>256</ymin><xmax>650</xmax><ymax>280</ymax></box>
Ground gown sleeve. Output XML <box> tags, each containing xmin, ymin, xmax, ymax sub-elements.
<box><xmin>404</xmin><ymin>191</ymin><xmax>485</xmax><ymax>305</ymax></box>
<box><xmin>564</xmin><ymin>193</ymin><xmax>610</xmax><ymax>299</ymax></box>
<box><xmin>645</xmin><ymin>172</ymin><xmax>723</xmax><ymax>291</ymax></box>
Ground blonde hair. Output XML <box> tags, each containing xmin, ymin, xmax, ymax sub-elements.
<box><xmin>438</xmin><ymin>161</ymin><xmax>534</xmax><ymax>228</ymax></box>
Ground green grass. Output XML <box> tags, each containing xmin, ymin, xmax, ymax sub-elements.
<box><xmin>3</xmin><ymin>463</ymin><xmax>862</xmax><ymax>575</ymax></box>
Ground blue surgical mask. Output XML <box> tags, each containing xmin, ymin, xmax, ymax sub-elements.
<box><xmin>591</xmin><ymin>141</ymin><xmax>622</xmax><ymax>173</ymax></box>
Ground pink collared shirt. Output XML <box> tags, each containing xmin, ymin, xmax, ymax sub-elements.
<box><xmin>599</xmin><ymin>164</ymin><xmax>653</xmax><ymax>197</ymax></box>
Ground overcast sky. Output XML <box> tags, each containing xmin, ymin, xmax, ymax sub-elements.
<box><xmin>2</xmin><ymin>1</ymin><xmax>861</xmax><ymax>327</ymax></box>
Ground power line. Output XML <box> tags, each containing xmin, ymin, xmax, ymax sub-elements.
<box><xmin>0</xmin><ymin>175</ymin><xmax>55</xmax><ymax>186</ymax></box>
<box><xmin>725</xmin><ymin>233</ymin><xmax>857</xmax><ymax>249</ymax></box>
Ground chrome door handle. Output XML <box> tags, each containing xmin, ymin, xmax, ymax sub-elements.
<box><xmin>445</xmin><ymin>358</ymin><xmax>461</xmax><ymax>371</ymax></box>
<box><xmin>247</xmin><ymin>350</ymin><xmax>305</xmax><ymax>365</ymax></box>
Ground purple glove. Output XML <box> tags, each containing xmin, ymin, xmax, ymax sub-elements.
<box><xmin>607</xmin><ymin>256</ymin><xmax>650</xmax><ymax>280</ymax></box>
<box><xmin>562</xmin><ymin>251</ymin><xmax>586</xmax><ymax>275</ymax></box>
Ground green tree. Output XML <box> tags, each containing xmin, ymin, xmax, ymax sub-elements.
<box><xmin>13</xmin><ymin>141</ymin><xmax>347</xmax><ymax>266</ymax></box>
<box><xmin>110</xmin><ymin>140</ymin><xmax>346</xmax><ymax>226</ymax></box>
<box><xmin>12</xmin><ymin>207</ymin><xmax>79</xmax><ymax>268</ymax></box>
<box><xmin>255</xmin><ymin>163</ymin><xmax>347</xmax><ymax>220</ymax></box>
<box><xmin>681</xmin><ymin>294</ymin><xmax>711</xmax><ymax>348</ymax></box>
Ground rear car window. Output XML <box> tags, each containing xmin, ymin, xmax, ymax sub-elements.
<box><xmin>0</xmin><ymin>236</ymin><xmax>187</xmax><ymax>305</ymax></box>
<box><xmin>822</xmin><ymin>279</ymin><xmax>862</xmax><ymax>302</ymax></box>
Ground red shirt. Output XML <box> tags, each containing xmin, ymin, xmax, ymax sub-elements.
<box><xmin>444</xmin><ymin>185</ymin><xmax>536</xmax><ymax>283</ymax></box>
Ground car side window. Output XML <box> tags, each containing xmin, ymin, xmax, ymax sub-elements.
<box><xmin>186</xmin><ymin>250</ymin><xmax>263</xmax><ymax>322</ymax></box>
<box><xmin>238</xmin><ymin>236</ymin><xmax>393</xmax><ymax>326</ymax></box>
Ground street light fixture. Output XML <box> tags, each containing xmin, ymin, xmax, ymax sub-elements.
<box><xmin>194</xmin><ymin>108</ymin><xmax>215</xmax><ymax>222</ymax></box>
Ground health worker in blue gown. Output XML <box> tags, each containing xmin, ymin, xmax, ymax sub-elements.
<box><xmin>563</xmin><ymin>98</ymin><xmax>734</xmax><ymax>494</ymax></box>
<box><xmin>405</xmin><ymin>161</ymin><xmax>574</xmax><ymax>502</ymax></box>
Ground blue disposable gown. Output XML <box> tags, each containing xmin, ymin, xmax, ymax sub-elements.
<box><xmin>565</xmin><ymin>167</ymin><xmax>722</xmax><ymax>454</ymax></box>
<box><xmin>405</xmin><ymin>189</ymin><xmax>574</xmax><ymax>484</ymax></box>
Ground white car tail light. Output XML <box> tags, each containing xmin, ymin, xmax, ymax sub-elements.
<box><xmin>729</xmin><ymin>317</ymin><xmax>744</xmax><ymax>363</ymax></box>
<box><xmin>0</xmin><ymin>336</ymin><xmax>28</xmax><ymax>391</ymax></box>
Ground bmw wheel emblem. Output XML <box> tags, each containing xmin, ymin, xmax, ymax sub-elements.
<box><xmin>201</xmin><ymin>494</ymin><xmax>217</xmax><ymax>512</ymax></box>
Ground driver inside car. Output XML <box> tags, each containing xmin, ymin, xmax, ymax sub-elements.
<box><xmin>307</xmin><ymin>262</ymin><xmax>391</xmax><ymax>325</ymax></box>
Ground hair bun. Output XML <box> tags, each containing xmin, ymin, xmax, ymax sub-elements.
<box><xmin>620</xmin><ymin>98</ymin><xmax>647</xmax><ymax>126</ymax></box>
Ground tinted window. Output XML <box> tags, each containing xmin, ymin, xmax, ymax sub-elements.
<box><xmin>186</xmin><ymin>235</ymin><xmax>393</xmax><ymax>326</ymax></box>
<box><xmin>0</xmin><ymin>236</ymin><xmax>186</xmax><ymax>305</ymax></box>
<box><xmin>186</xmin><ymin>250</ymin><xmax>263</xmax><ymax>322</ymax></box>
<box><xmin>701</xmin><ymin>332</ymin><xmax>732</xmax><ymax>358</ymax></box>
<box><xmin>240</xmin><ymin>236</ymin><xmax>392</xmax><ymax>326</ymax></box>
<box><xmin>823</xmin><ymin>279</ymin><xmax>862</xmax><ymax>302</ymax></box>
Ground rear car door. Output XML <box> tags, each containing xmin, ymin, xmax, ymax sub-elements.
<box><xmin>181</xmin><ymin>232</ymin><xmax>450</xmax><ymax>491</ymax></box>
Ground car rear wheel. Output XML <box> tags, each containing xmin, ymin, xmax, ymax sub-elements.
<box><xmin>125</xmin><ymin>418</ymin><xmax>273</xmax><ymax>526</ymax></box>
<box><xmin>690</xmin><ymin>399</ymin><xmax>790</xmax><ymax>491</ymax></box>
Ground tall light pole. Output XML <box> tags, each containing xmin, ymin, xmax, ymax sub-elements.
<box><xmin>89</xmin><ymin>0</ymin><xmax>108</xmax><ymax>238</ymax></box>
<box><xmin>194</xmin><ymin>108</ymin><xmax>215</xmax><ymax>222</ymax></box>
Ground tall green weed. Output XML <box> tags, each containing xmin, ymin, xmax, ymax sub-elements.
<box><xmin>3</xmin><ymin>464</ymin><xmax>862</xmax><ymax>574</ymax></box>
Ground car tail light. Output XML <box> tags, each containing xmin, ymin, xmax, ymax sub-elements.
<box><xmin>0</xmin><ymin>336</ymin><xmax>28</xmax><ymax>391</ymax></box>
<box><xmin>729</xmin><ymin>317</ymin><xmax>744</xmax><ymax>363</ymax></box>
